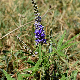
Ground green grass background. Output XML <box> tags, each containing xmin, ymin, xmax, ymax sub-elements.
<box><xmin>0</xmin><ymin>0</ymin><xmax>80</xmax><ymax>80</ymax></box>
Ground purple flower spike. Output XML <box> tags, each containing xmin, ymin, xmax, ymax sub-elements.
<box><xmin>32</xmin><ymin>0</ymin><xmax>47</xmax><ymax>45</ymax></box>
<box><xmin>34</xmin><ymin>18</ymin><xmax>46</xmax><ymax>45</ymax></box>
<box><xmin>34</xmin><ymin>24</ymin><xmax>46</xmax><ymax>45</ymax></box>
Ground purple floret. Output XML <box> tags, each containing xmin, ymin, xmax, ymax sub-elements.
<box><xmin>32</xmin><ymin>0</ymin><xmax>46</xmax><ymax>45</ymax></box>
<box><xmin>34</xmin><ymin>22</ymin><xmax>46</xmax><ymax>45</ymax></box>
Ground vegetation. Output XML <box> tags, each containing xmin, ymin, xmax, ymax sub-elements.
<box><xmin>0</xmin><ymin>0</ymin><xmax>80</xmax><ymax>80</ymax></box>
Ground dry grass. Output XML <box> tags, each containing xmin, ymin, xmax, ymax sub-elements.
<box><xmin>0</xmin><ymin>0</ymin><xmax>80</xmax><ymax>80</ymax></box>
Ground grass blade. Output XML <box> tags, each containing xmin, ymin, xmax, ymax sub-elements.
<box><xmin>57</xmin><ymin>31</ymin><xmax>66</xmax><ymax>50</ymax></box>
<box><xmin>60</xmin><ymin>33</ymin><xmax>80</xmax><ymax>50</ymax></box>
<box><xmin>3</xmin><ymin>70</ymin><xmax>15</xmax><ymax>80</ymax></box>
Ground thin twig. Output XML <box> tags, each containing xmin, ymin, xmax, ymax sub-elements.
<box><xmin>0</xmin><ymin>20</ymin><xmax>34</xmax><ymax>40</ymax></box>
<box><xmin>42</xmin><ymin>5</ymin><xmax>56</xmax><ymax>18</ymax></box>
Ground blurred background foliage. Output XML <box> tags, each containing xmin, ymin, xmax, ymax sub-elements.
<box><xmin>0</xmin><ymin>0</ymin><xmax>80</xmax><ymax>80</ymax></box>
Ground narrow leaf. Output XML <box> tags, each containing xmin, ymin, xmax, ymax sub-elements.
<box><xmin>3</xmin><ymin>70</ymin><xmax>15</xmax><ymax>80</ymax></box>
<box><xmin>60</xmin><ymin>41</ymin><xmax>80</xmax><ymax>50</ymax></box>
<box><xmin>57</xmin><ymin>31</ymin><xmax>66</xmax><ymax>50</ymax></box>
<box><xmin>52</xmin><ymin>46</ymin><xmax>66</xmax><ymax>57</ymax></box>
<box><xmin>18</xmin><ymin>73</ymin><xmax>23</xmax><ymax>80</ymax></box>
<box><xmin>60</xmin><ymin>33</ymin><xmax>80</xmax><ymax>50</ymax></box>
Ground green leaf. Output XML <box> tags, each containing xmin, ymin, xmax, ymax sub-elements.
<box><xmin>60</xmin><ymin>41</ymin><xmax>80</xmax><ymax>50</ymax></box>
<box><xmin>23</xmin><ymin>58</ymin><xmax>42</xmax><ymax>72</ymax></box>
<box><xmin>52</xmin><ymin>46</ymin><xmax>66</xmax><ymax>57</ymax></box>
<box><xmin>18</xmin><ymin>72</ymin><xmax>34</xmax><ymax>79</ymax></box>
<box><xmin>24</xmin><ymin>60</ymin><xmax>35</xmax><ymax>65</ymax></box>
<box><xmin>39</xmin><ymin>43</ymin><xmax>42</xmax><ymax>59</ymax></box>
<box><xmin>3</xmin><ymin>70</ymin><xmax>15</xmax><ymax>80</ymax></box>
<box><xmin>72</xmin><ymin>61</ymin><xmax>79</xmax><ymax>67</ymax></box>
<box><xmin>60</xmin><ymin>33</ymin><xmax>80</xmax><ymax>50</ymax></box>
<box><xmin>18</xmin><ymin>73</ymin><xmax>23</xmax><ymax>80</ymax></box>
<box><xmin>18</xmin><ymin>74</ymin><xmax>32</xmax><ymax>78</ymax></box>
<box><xmin>17</xmin><ymin>56</ymin><xmax>27</xmax><ymax>61</ymax></box>
<box><xmin>57</xmin><ymin>31</ymin><xmax>66</xmax><ymax>50</ymax></box>
<box><xmin>34</xmin><ymin>59</ymin><xmax>42</xmax><ymax>69</ymax></box>
<box><xmin>73</xmin><ymin>71</ymin><xmax>78</xmax><ymax>80</ymax></box>
<box><xmin>60</xmin><ymin>75</ymin><xmax>67</xmax><ymax>80</ymax></box>
<box><xmin>69</xmin><ymin>70</ymin><xmax>78</xmax><ymax>80</ymax></box>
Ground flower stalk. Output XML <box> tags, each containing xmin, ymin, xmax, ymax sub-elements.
<box><xmin>32</xmin><ymin>0</ymin><xmax>46</xmax><ymax>45</ymax></box>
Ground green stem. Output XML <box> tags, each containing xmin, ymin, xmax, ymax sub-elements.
<box><xmin>39</xmin><ymin>43</ymin><xmax>42</xmax><ymax>80</ymax></box>
<box><xmin>39</xmin><ymin>43</ymin><xmax>42</xmax><ymax>60</ymax></box>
